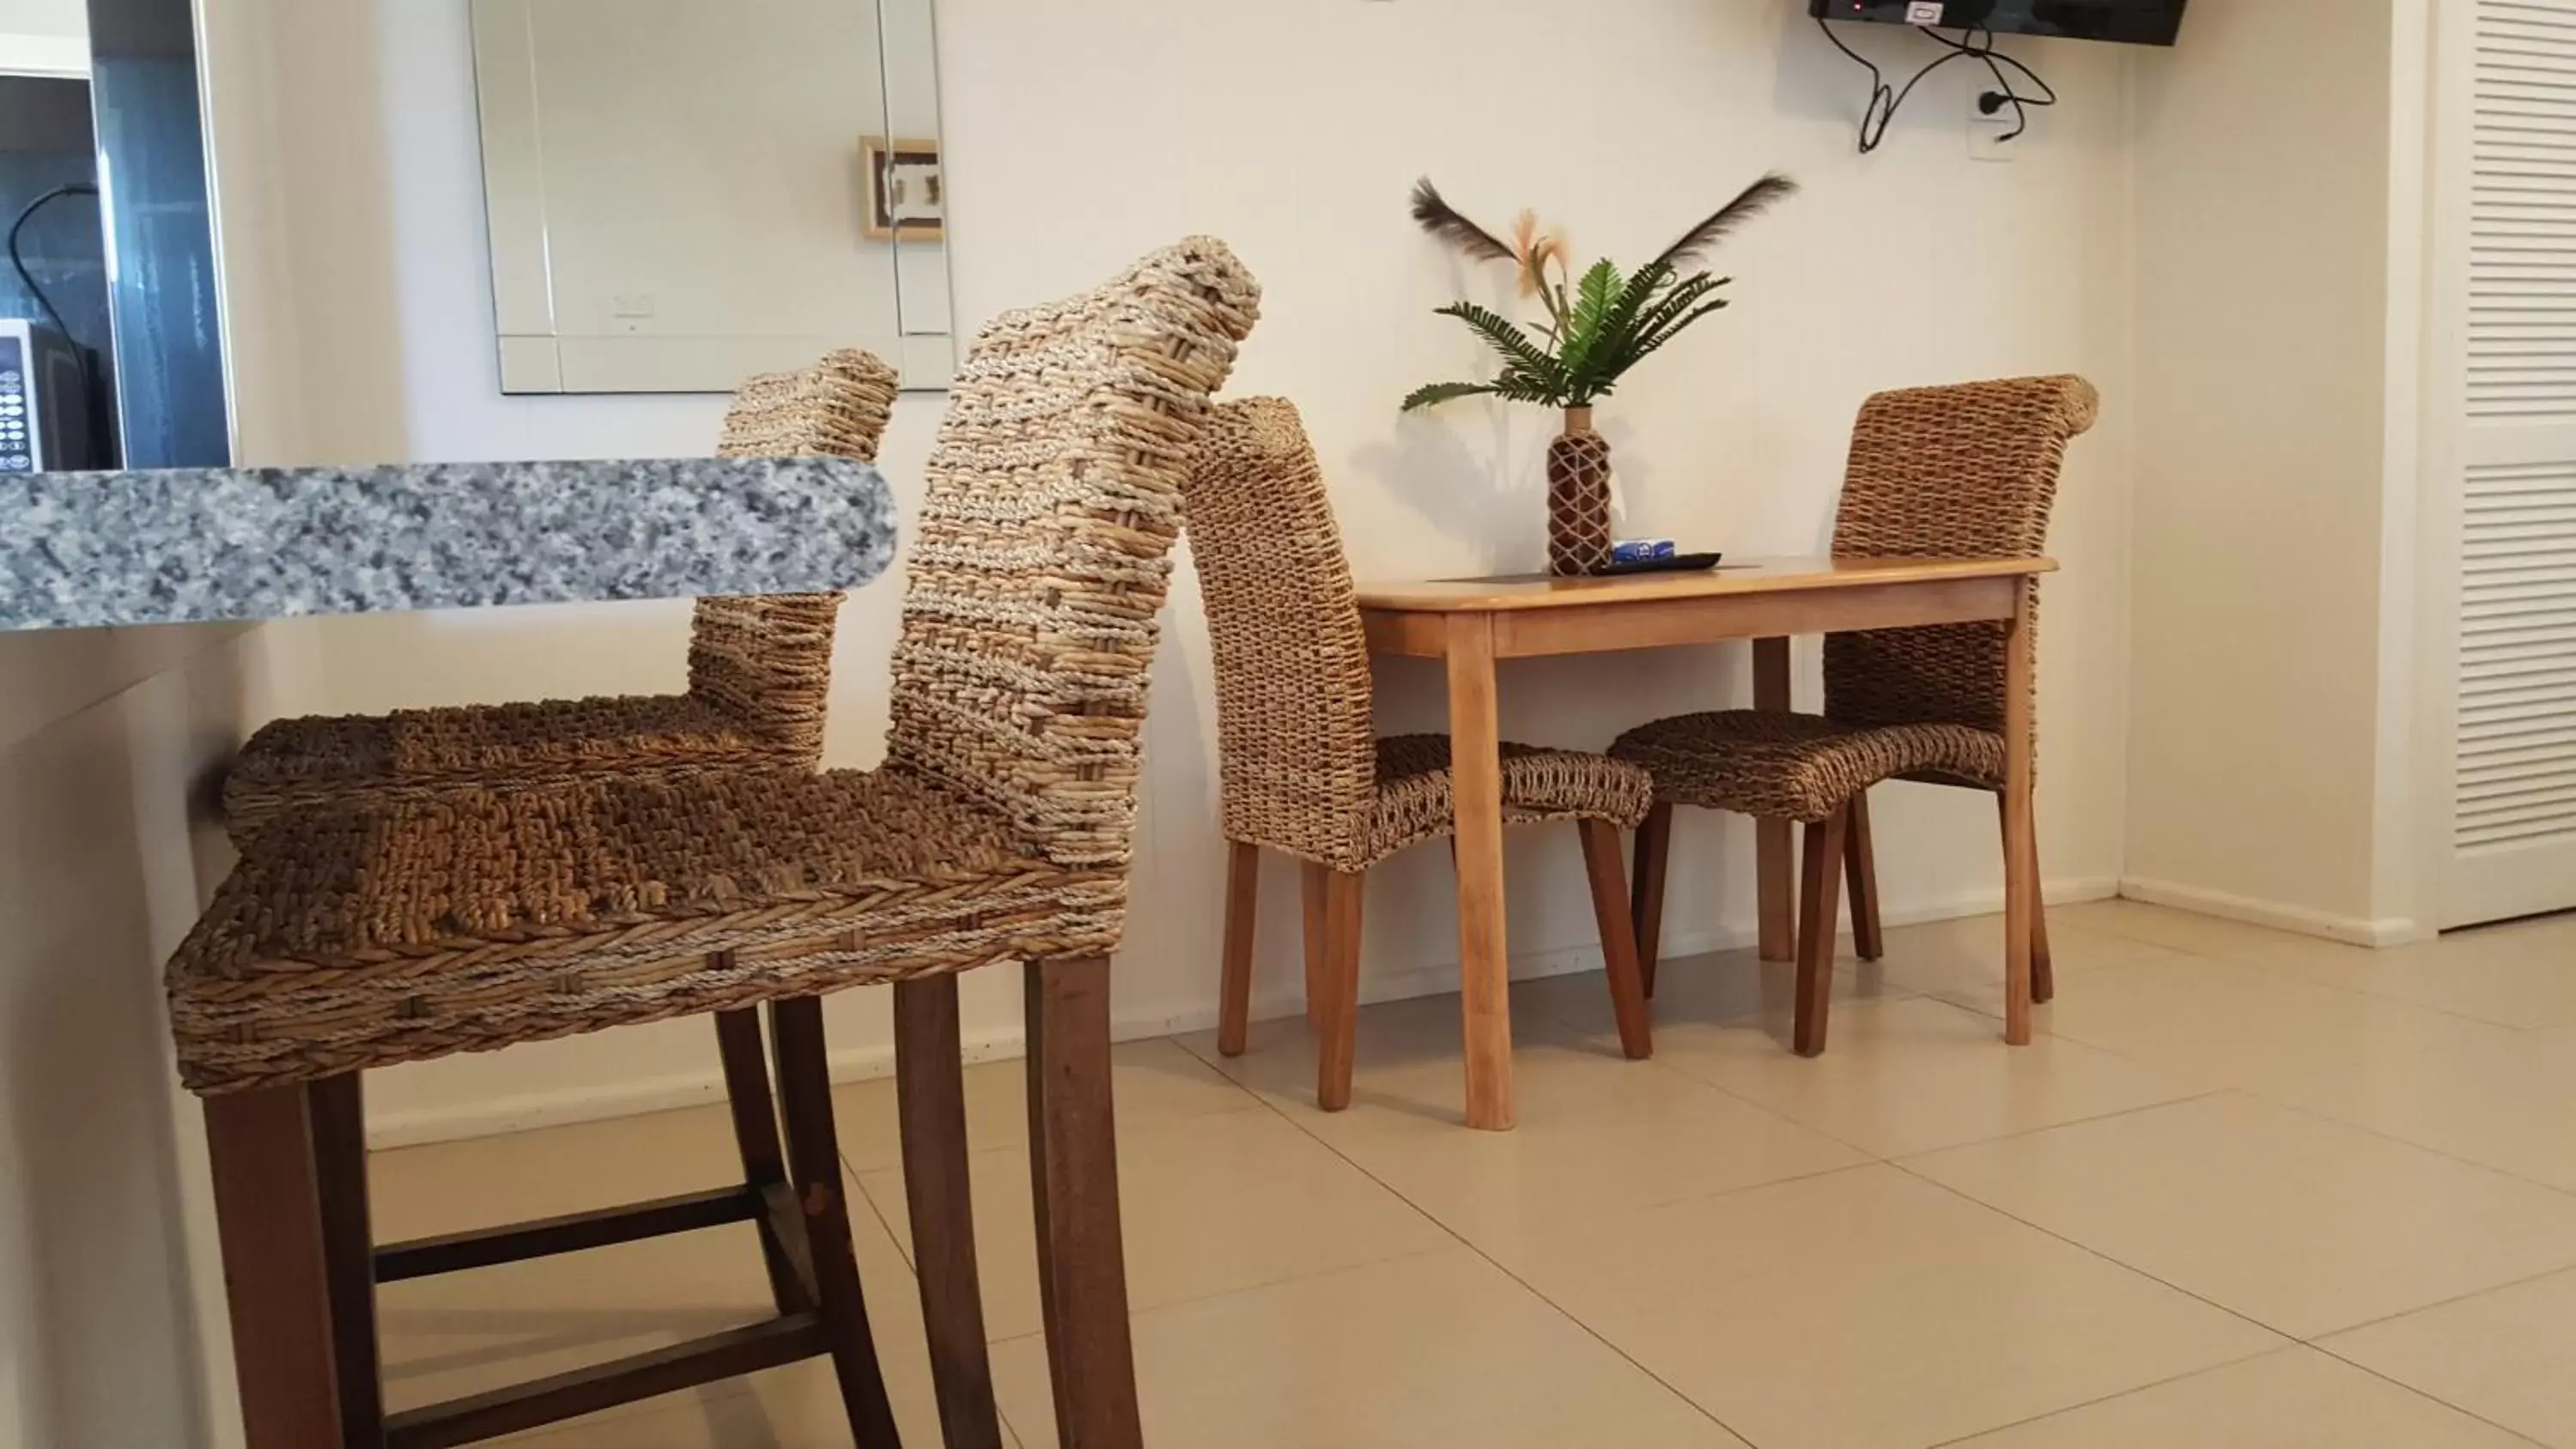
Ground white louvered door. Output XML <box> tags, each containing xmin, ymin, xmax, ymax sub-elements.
<box><xmin>2441</xmin><ymin>0</ymin><xmax>2576</xmax><ymax>925</ymax></box>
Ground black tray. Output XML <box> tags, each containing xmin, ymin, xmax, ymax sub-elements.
<box><xmin>1595</xmin><ymin>551</ymin><xmax>1723</xmax><ymax>577</ymax></box>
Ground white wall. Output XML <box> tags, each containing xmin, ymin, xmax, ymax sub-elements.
<box><xmin>204</xmin><ymin>0</ymin><xmax>2141</xmax><ymax>1143</ymax></box>
<box><xmin>2123</xmin><ymin>0</ymin><xmax>2421</xmax><ymax>941</ymax></box>
<box><xmin>0</xmin><ymin>624</ymin><xmax>309</xmax><ymax>1448</ymax></box>
<box><xmin>0</xmin><ymin>0</ymin><xmax>84</xmax><ymax>76</ymax></box>
<box><xmin>471</xmin><ymin>0</ymin><xmax>954</xmax><ymax>391</ymax></box>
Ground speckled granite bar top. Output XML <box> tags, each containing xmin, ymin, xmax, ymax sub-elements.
<box><xmin>0</xmin><ymin>457</ymin><xmax>898</xmax><ymax>631</ymax></box>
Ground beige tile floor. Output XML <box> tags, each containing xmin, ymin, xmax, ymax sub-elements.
<box><xmin>368</xmin><ymin>900</ymin><xmax>2576</xmax><ymax>1447</ymax></box>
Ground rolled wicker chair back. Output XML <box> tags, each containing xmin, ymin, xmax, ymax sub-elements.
<box><xmin>1823</xmin><ymin>374</ymin><xmax>2100</xmax><ymax>743</ymax></box>
<box><xmin>686</xmin><ymin>348</ymin><xmax>902</xmax><ymax>763</ymax></box>
<box><xmin>1182</xmin><ymin>397</ymin><xmax>1380</xmax><ymax>864</ymax></box>
<box><xmin>885</xmin><ymin>238</ymin><xmax>1263</xmax><ymax>869</ymax></box>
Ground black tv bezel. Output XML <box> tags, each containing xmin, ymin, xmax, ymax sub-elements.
<box><xmin>1806</xmin><ymin>0</ymin><xmax>2187</xmax><ymax>47</ymax></box>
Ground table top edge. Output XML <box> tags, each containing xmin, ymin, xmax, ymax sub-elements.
<box><xmin>1353</xmin><ymin>555</ymin><xmax>2056</xmax><ymax>613</ymax></box>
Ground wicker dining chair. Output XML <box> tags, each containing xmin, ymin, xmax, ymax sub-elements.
<box><xmin>171</xmin><ymin>238</ymin><xmax>1260</xmax><ymax>1449</ymax></box>
<box><xmin>1185</xmin><ymin>397</ymin><xmax>1657</xmax><ymax>1113</ymax></box>
<box><xmin>1613</xmin><ymin>374</ymin><xmax>2099</xmax><ymax>1056</ymax></box>
<box><xmin>218</xmin><ymin>346</ymin><xmax>902</xmax><ymax>840</ymax></box>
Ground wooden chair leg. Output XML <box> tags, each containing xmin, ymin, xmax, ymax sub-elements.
<box><xmin>204</xmin><ymin>1084</ymin><xmax>344</xmax><ymax>1449</ymax></box>
<box><xmin>1630</xmin><ymin>802</ymin><xmax>1673</xmax><ymax>998</ymax></box>
<box><xmin>1315</xmin><ymin>870</ymin><xmax>1367</xmax><ymax>1111</ymax></box>
<box><xmin>1026</xmin><ymin>956</ymin><xmax>1145</xmax><ymax>1448</ymax></box>
<box><xmin>1998</xmin><ymin>794</ymin><xmax>2056</xmax><ymax>1003</ymax></box>
<box><xmin>1217</xmin><ymin>840</ymin><xmax>1260</xmax><ymax>1057</ymax></box>
<box><xmin>1794</xmin><ymin>810</ymin><xmax>1849</xmax><ymax>1058</ymax></box>
<box><xmin>769</xmin><ymin>997</ymin><xmax>902</xmax><ymax>1448</ymax></box>
<box><xmin>1300</xmin><ymin>860</ymin><xmax>1328</xmax><ymax>1031</ymax></box>
<box><xmin>308</xmin><ymin>1073</ymin><xmax>386</xmax><ymax>1448</ymax></box>
<box><xmin>1844</xmin><ymin>789</ymin><xmax>1884</xmax><ymax>962</ymax></box>
<box><xmin>715</xmin><ymin>1007</ymin><xmax>808</xmax><ymax>1314</ymax></box>
<box><xmin>894</xmin><ymin>976</ymin><xmax>1005</xmax><ymax>1449</ymax></box>
<box><xmin>1577</xmin><ymin>819</ymin><xmax>1655</xmax><ymax>1060</ymax></box>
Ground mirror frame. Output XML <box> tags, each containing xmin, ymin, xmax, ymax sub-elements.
<box><xmin>467</xmin><ymin>0</ymin><xmax>957</xmax><ymax>395</ymax></box>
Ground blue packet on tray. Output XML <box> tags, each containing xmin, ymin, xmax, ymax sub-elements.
<box><xmin>1611</xmin><ymin>538</ymin><xmax>1677</xmax><ymax>565</ymax></box>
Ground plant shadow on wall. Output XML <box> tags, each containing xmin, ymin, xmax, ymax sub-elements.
<box><xmin>1397</xmin><ymin>173</ymin><xmax>1796</xmax><ymax>576</ymax></box>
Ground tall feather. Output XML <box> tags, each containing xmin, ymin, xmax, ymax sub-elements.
<box><xmin>1409</xmin><ymin>177</ymin><xmax>1516</xmax><ymax>264</ymax></box>
<box><xmin>1648</xmin><ymin>173</ymin><xmax>1799</xmax><ymax>275</ymax></box>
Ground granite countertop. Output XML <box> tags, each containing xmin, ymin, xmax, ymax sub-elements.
<box><xmin>0</xmin><ymin>457</ymin><xmax>898</xmax><ymax>631</ymax></box>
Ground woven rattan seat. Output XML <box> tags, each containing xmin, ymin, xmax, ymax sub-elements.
<box><xmin>181</xmin><ymin>238</ymin><xmax>1258</xmax><ymax>1449</ymax></box>
<box><xmin>174</xmin><ymin>239</ymin><xmax>1258</xmax><ymax>1094</ymax></box>
<box><xmin>220</xmin><ymin>347</ymin><xmax>901</xmax><ymax>839</ymax></box>
<box><xmin>174</xmin><ymin>765</ymin><xmax>1088</xmax><ymax>1092</ymax></box>
<box><xmin>1188</xmin><ymin>397</ymin><xmax>1654</xmax><ymax>871</ymax></box>
<box><xmin>1610</xmin><ymin>375</ymin><xmax>2097</xmax><ymax>818</ymax></box>
<box><xmin>1187</xmin><ymin>397</ymin><xmax>1656</xmax><ymax>1100</ymax></box>
<box><xmin>1616</xmin><ymin>374</ymin><xmax>2099</xmax><ymax>1057</ymax></box>
<box><xmin>1610</xmin><ymin>711</ymin><xmax>2002</xmax><ymax>824</ymax></box>
<box><xmin>1369</xmin><ymin>734</ymin><xmax>1656</xmax><ymax>854</ymax></box>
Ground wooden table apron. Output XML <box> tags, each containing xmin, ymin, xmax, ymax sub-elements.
<box><xmin>1353</xmin><ymin>558</ymin><xmax>2056</xmax><ymax>1131</ymax></box>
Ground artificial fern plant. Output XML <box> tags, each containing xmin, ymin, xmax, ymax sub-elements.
<box><xmin>1401</xmin><ymin>173</ymin><xmax>1797</xmax><ymax>414</ymax></box>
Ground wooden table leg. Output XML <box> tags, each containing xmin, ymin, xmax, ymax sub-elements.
<box><xmin>1446</xmin><ymin>613</ymin><xmax>1515</xmax><ymax>1131</ymax></box>
<box><xmin>204</xmin><ymin>1085</ymin><xmax>344</xmax><ymax>1449</ymax></box>
<box><xmin>1753</xmin><ymin>637</ymin><xmax>1795</xmax><ymax>963</ymax></box>
<box><xmin>2002</xmin><ymin>589</ymin><xmax>2037</xmax><ymax>1046</ymax></box>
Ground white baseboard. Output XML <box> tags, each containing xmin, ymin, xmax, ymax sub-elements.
<box><xmin>2116</xmin><ymin>876</ymin><xmax>2420</xmax><ymax>947</ymax></box>
<box><xmin>366</xmin><ymin>873</ymin><xmax>2121</xmax><ymax>1149</ymax></box>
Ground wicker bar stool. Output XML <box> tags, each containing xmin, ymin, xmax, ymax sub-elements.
<box><xmin>1613</xmin><ymin>374</ymin><xmax>2099</xmax><ymax>1056</ymax></box>
<box><xmin>172</xmin><ymin>238</ymin><xmax>1260</xmax><ymax>1449</ymax></box>
<box><xmin>1184</xmin><ymin>397</ymin><xmax>1657</xmax><ymax>1114</ymax></box>
<box><xmin>219</xmin><ymin>346</ymin><xmax>902</xmax><ymax>838</ymax></box>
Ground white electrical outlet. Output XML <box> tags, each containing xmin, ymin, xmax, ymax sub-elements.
<box><xmin>1968</xmin><ymin>90</ymin><xmax>2018</xmax><ymax>163</ymax></box>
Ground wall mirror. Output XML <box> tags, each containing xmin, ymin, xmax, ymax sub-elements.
<box><xmin>469</xmin><ymin>0</ymin><xmax>952</xmax><ymax>395</ymax></box>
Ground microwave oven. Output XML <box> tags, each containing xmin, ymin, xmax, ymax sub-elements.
<box><xmin>0</xmin><ymin>318</ymin><xmax>100</xmax><ymax>473</ymax></box>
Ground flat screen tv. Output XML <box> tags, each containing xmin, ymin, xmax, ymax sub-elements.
<box><xmin>1808</xmin><ymin>0</ymin><xmax>2186</xmax><ymax>46</ymax></box>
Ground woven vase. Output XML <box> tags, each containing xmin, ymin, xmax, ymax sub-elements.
<box><xmin>1546</xmin><ymin>406</ymin><xmax>1614</xmax><ymax>578</ymax></box>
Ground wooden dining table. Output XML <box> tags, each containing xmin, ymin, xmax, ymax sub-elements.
<box><xmin>1354</xmin><ymin>555</ymin><xmax>2058</xmax><ymax>1131</ymax></box>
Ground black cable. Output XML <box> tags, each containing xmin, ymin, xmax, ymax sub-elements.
<box><xmin>1814</xmin><ymin>16</ymin><xmax>2057</xmax><ymax>153</ymax></box>
<box><xmin>8</xmin><ymin>182</ymin><xmax>100</xmax><ymax>344</ymax></box>
<box><xmin>9</xmin><ymin>183</ymin><xmax>110</xmax><ymax>468</ymax></box>
<box><xmin>1922</xmin><ymin>25</ymin><xmax>2059</xmax><ymax>143</ymax></box>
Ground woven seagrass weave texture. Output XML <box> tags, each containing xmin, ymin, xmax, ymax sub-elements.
<box><xmin>1612</xmin><ymin>374</ymin><xmax>2097</xmax><ymax>820</ymax></box>
<box><xmin>1824</xmin><ymin>373</ymin><xmax>2100</xmax><ymax>748</ymax></box>
<box><xmin>688</xmin><ymin>346</ymin><xmax>904</xmax><ymax>758</ymax></box>
<box><xmin>169</xmin><ymin>239</ymin><xmax>1261</xmax><ymax>1094</ymax></box>
<box><xmin>884</xmin><ymin>242</ymin><xmax>1262</xmax><ymax>870</ymax></box>
<box><xmin>1182</xmin><ymin>397</ymin><xmax>1651</xmax><ymax>874</ymax></box>
<box><xmin>219</xmin><ymin>349</ymin><xmax>902</xmax><ymax>840</ymax></box>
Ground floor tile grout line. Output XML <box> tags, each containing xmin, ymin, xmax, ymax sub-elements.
<box><xmin>2215</xmin><ymin>953</ymin><xmax>2570</xmax><ymax>1034</ymax></box>
<box><xmin>1923</xmin><ymin>976</ymin><xmax>2555</xmax><ymax>1152</ymax></box>
<box><xmin>2245</xmin><ymin>1088</ymin><xmax>2576</xmax><ymax>1208</ymax></box>
<box><xmin>1893</xmin><ymin>1138</ymin><xmax>2576</xmax><ymax>1437</ymax></box>
<box><xmin>1904</xmin><ymin>925</ymin><xmax>2576</xmax><ymax>1206</ymax></box>
<box><xmin>1214</xmin><ymin>1055</ymin><xmax>1771</xmax><ymax>1445</ymax></box>
<box><xmin>1897</xmin><ymin>916</ymin><xmax>2562</xmax><ymax>1036</ymax></box>
<box><xmin>858</xmin><ymin>1052</ymin><xmax>1462</xmax><ymax>1350</ymax></box>
<box><xmin>2302</xmin><ymin>1337</ymin><xmax>2559</xmax><ymax>1448</ymax></box>
<box><xmin>1910</xmin><ymin>1344</ymin><xmax>2306</xmax><ymax>1449</ymax></box>
<box><xmin>971</xmin><ymin>1237</ymin><xmax>1464</xmax><ymax>1353</ymax></box>
<box><xmin>1876</xmin><ymin>1084</ymin><xmax>2235</xmax><ymax>1161</ymax></box>
<box><xmin>844</xmin><ymin>1158</ymin><xmax>921</xmax><ymax>1276</ymax></box>
<box><xmin>1628</xmin><ymin>1005</ymin><xmax>2231</xmax><ymax>1164</ymax></box>
<box><xmin>1881</xmin><ymin>1154</ymin><xmax>2299</xmax><ymax>1345</ymax></box>
<box><xmin>2300</xmin><ymin>1257</ymin><xmax>2576</xmax><ymax>1346</ymax></box>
